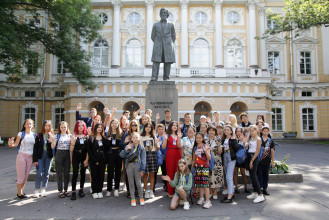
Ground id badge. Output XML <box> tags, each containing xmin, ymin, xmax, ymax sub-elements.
<box><xmin>165</xmin><ymin>125</ymin><xmax>168</xmax><ymax>130</ymax></box>
<box><xmin>112</xmin><ymin>139</ymin><xmax>116</xmax><ymax>145</ymax></box>
<box><xmin>98</xmin><ymin>140</ymin><xmax>103</xmax><ymax>146</ymax></box>
<box><xmin>79</xmin><ymin>139</ymin><xmax>84</xmax><ymax>145</ymax></box>
<box><xmin>105</xmin><ymin>127</ymin><xmax>109</xmax><ymax>133</ymax></box>
<box><xmin>173</xmin><ymin>139</ymin><xmax>177</xmax><ymax>146</ymax></box>
<box><xmin>146</xmin><ymin>141</ymin><xmax>150</xmax><ymax>147</ymax></box>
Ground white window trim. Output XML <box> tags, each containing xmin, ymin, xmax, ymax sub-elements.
<box><xmin>267</xmin><ymin>51</ymin><xmax>281</xmax><ymax>74</ymax></box>
<box><xmin>21</xmin><ymin>101</ymin><xmax>38</xmax><ymax>132</ymax></box>
<box><xmin>190</xmin><ymin>37</ymin><xmax>213</xmax><ymax>68</ymax></box>
<box><xmin>298</xmin><ymin>51</ymin><xmax>313</xmax><ymax>75</ymax></box>
<box><xmin>299</xmin><ymin>101</ymin><xmax>318</xmax><ymax>137</ymax></box>
<box><xmin>122</xmin><ymin>37</ymin><xmax>145</xmax><ymax>68</ymax></box>
<box><xmin>91</xmin><ymin>39</ymin><xmax>111</xmax><ymax>68</ymax></box>
<box><xmin>272</xmin><ymin>101</ymin><xmax>285</xmax><ymax>132</ymax></box>
<box><xmin>52</xmin><ymin>101</ymin><xmax>65</xmax><ymax>131</ymax></box>
<box><xmin>224</xmin><ymin>37</ymin><xmax>246</xmax><ymax>68</ymax></box>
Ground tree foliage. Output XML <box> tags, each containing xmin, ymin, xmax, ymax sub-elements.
<box><xmin>263</xmin><ymin>0</ymin><xmax>329</xmax><ymax>39</ymax></box>
<box><xmin>0</xmin><ymin>0</ymin><xmax>102</xmax><ymax>90</ymax></box>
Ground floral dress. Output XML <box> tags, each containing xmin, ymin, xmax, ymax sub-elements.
<box><xmin>207</xmin><ymin>137</ymin><xmax>224</xmax><ymax>189</ymax></box>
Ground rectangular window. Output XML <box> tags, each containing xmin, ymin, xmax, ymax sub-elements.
<box><xmin>302</xmin><ymin>108</ymin><xmax>314</xmax><ymax>131</ymax></box>
<box><xmin>24</xmin><ymin>108</ymin><xmax>36</xmax><ymax>122</ymax></box>
<box><xmin>268</xmin><ymin>51</ymin><xmax>280</xmax><ymax>74</ymax></box>
<box><xmin>54</xmin><ymin>108</ymin><xmax>65</xmax><ymax>129</ymax></box>
<box><xmin>27</xmin><ymin>56</ymin><xmax>38</xmax><ymax>75</ymax></box>
<box><xmin>271</xmin><ymin>90</ymin><xmax>282</xmax><ymax>96</ymax></box>
<box><xmin>55</xmin><ymin>91</ymin><xmax>65</xmax><ymax>97</ymax></box>
<box><xmin>267</xmin><ymin>18</ymin><xmax>276</xmax><ymax>29</ymax></box>
<box><xmin>300</xmin><ymin>52</ymin><xmax>311</xmax><ymax>74</ymax></box>
<box><xmin>272</xmin><ymin>108</ymin><xmax>283</xmax><ymax>131</ymax></box>
<box><xmin>25</xmin><ymin>91</ymin><xmax>36</xmax><ymax>97</ymax></box>
<box><xmin>301</xmin><ymin>91</ymin><xmax>312</xmax><ymax>97</ymax></box>
<box><xmin>57</xmin><ymin>60</ymin><xmax>68</xmax><ymax>74</ymax></box>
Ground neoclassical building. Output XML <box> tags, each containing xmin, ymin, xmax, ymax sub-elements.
<box><xmin>1</xmin><ymin>0</ymin><xmax>329</xmax><ymax>139</ymax></box>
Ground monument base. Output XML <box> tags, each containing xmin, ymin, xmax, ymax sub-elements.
<box><xmin>145</xmin><ymin>81</ymin><xmax>178</xmax><ymax>122</ymax></box>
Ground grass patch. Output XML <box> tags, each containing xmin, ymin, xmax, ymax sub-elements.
<box><xmin>314</xmin><ymin>141</ymin><xmax>329</xmax><ymax>145</ymax></box>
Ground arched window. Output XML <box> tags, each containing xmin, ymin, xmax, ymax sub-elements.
<box><xmin>194</xmin><ymin>101</ymin><xmax>212</xmax><ymax>126</ymax></box>
<box><xmin>129</xmin><ymin>12</ymin><xmax>141</xmax><ymax>25</ymax></box>
<box><xmin>230</xmin><ymin>101</ymin><xmax>248</xmax><ymax>123</ymax></box>
<box><xmin>227</xmin><ymin>11</ymin><xmax>240</xmax><ymax>24</ymax></box>
<box><xmin>193</xmin><ymin>39</ymin><xmax>209</xmax><ymax>67</ymax></box>
<box><xmin>93</xmin><ymin>40</ymin><xmax>109</xmax><ymax>68</ymax></box>
<box><xmin>123</xmin><ymin>101</ymin><xmax>140</xmax><ymax>120</ymax></box>
<box><xmin>226</xmin><ymin>39</ymin><xmax>243</xmax><ymax>68</ymax></box>
<box><xmin>195</xmin><ymin>12</ymin><xmax>207</xmax><ymax>25</ymax></box>
<box><xmin>89</xmin><ymin>101</ymin><xmax>105</xmax><ymax>122</ymax></box>
<box><xmin>125</xmin><ymin>39</ymin><xmax>142</xmax><ymax>68</ymax></box>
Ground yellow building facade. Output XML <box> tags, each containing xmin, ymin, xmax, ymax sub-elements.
<box><xmin>1</xmin><ymin>0</ymin><xmax>329</xmax><ymax>139</ymax></box>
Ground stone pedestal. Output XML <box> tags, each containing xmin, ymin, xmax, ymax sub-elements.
<box><xmin>145</xmin><ymin>81</ymin><xmax>178</xmax><ymax>122</ymax></box>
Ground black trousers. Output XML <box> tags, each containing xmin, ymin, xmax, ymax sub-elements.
<box><xmin>248</xmin><ymin>154</ymin><xmax>261</xmax><ymax>194</ymax></box>
<box><xmin>160</xmin><ymin>160</ymin><xmax>167</xmax><ymax>185</ymax></box>
<box><xmin>71</xmin><ymin>151</ymin><xmax>87</xmax><ymax>191</ymax></box>
<box><xmin>90</xmin><ymin>162</ymin><xmax>105</xmax><ymax>193</ymax></box>
<box><xmin>107</xmin><ymin>149</ymin><xmax>122</xmax><ymax>191</ymax></box>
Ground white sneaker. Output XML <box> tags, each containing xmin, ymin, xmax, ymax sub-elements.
<box><xmin>197</xmin><ymin>198</ymin><xmax>204</xmax><ymax>205</ymax></box>
<box><xmin>179</xmin><ymin>199</ymin><xmax>184</xmax><ymax>205</ymax></box>
<box><xmin>203</xmin><ymin>201</ymin><xmax>212</xmax><ymax>209</ymax></box>
<box><xmin>33</xmin><ymin>189</ymin><xmax>40</xmax><ymax>198</ymax></box>
<box><xmin>149</xmin><ymin>190</ymin><xmax>154</xmax><ymax>198</ymax></box>
<box><xmin>131</xmin><ymin>199</ymin><xmax>137</xmax><ymax>207</ymax></box>
<box><xmin>222</xmin><ymin>189</ymin><xmax>228</xmax><ymax>195</ymax></box>
<box><xmin>253</xmin><ymin>195</ymin><xmax>265</xmax><ymax>203</ymax></box>
<box><xmin>183</xmin><ymin>202</ymin><xmax>190</xmax><ymax>210</ymax></box>
<box><xmin>106</xmin><ymin>191</ymin><xmax>112</xmax><ymax>197</ymax></box>
<box><xmin>247</xmin><ymin>193</ymin><xmax>258</xmax><ymax>200</ymax></box>
<box><xmin>144</xmin><ymin>190</ymin><xmax>150</xmax><ymax>199</ymax></box>
<box><xmin>98</xmin><ymin>192</ymin><xmax>103</xmax><ymax>199</ymax></box>
<box><xmin>40</xmin><ymin>188</ymin><xmax>46</xmax><ymax>197</ymax></box>
<box><xmin>92</xmin><ymin>193</ymin><xmax>98</xmax><ymax>199</ymax></box>
<box><xmin>140</xmin><ymin>198</ymin><xmax>145</xmax><ymax>206</ymax></box>
<box><xmin>213</xmin><ymin>195</ymin><xmax>218</xmax><ymax>200</ymax></box>
<box><xmin>114</xmin><ymin>190</ymin><xmax>119</xmax><ymax>198</ymax></box>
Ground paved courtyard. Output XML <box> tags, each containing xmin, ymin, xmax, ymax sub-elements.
<box><xmin>0</xmin><ymin>141</ymin><xmax>329</xmax><ymax>220</ymax></box>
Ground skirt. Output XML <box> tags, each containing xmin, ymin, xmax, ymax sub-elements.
<box><xmin>145</xmin><ymin>151</ymin><xmax>158</xmax><ymax>173</ymax></box>
<box><xmin>194</xmin><ymin>165</ymin><xmax>209</xmax><ymax>188</ymax></box>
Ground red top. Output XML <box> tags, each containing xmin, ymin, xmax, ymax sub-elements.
<box><xmin>167</xmin><ymin>135</ymin><xmax>179</xmax><ymax>149</ymax></box>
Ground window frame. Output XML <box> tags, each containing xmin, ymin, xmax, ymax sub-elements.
<box><xmin>227</xmin><ymin>11</ymin><xmax>240</xmax><ymax>25</ymax></box>
<box><xmin>92</xmin><ymin>39</ymin><xmax>109</xmax><ymax>68</ymax></box>
<box><xmin>302</xmin><ymin>108</ymin><xmax>314</xmax><ymax>131</ymax></box>
<box><xmin>54</xmin><ymin>108</ymin><xmax>65</xmax><ymax>130</ymax></box>
<box><xmin>272</xmin><ymin>108</ymin><xmax>283</xmax><ymax>131</ymax></box>
<box><xmin>299</xmin><ymin>51</ymin><xmax>312</xmax><ymax>74</ymax></box>
<box><xmin>194</xmin><ymin>12</ymin><xmax>208</xmax><ymax>25</ymax></box>
<box><xmin>268</xmin><ymin>51</ymin><xmax>280</xmax><ymax>74</ymax></box>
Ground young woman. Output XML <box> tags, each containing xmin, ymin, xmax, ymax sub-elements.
<box><xmin>228</xmin><ymin>114</ymin><xmax>239</xmax><ymax>134</ymax></box>
<box><xmin>162</xmin><ymin>121</ymin><xmax>182</xmax><ymax>197</ymax></box>
<box><xmin>233</xmin><ymin>127</ymin><xmax>250</xmax><ymax>194</ymax></box>
<box><xmin>120</xmin><ymin>116</ymin><xmax>129</xmax><ymax>133</ymax></box>
<box><xmin>140</xmin><ymin>115</ymin><xmax>151</xmax><ymax>133</ymax></box>
<box><xmin>258</xmin><ymin>126</ymin><xmax>275</xmax><ymax>196</ymax></box>
<box><xmin>216</xmin><ymin>124</ymin><xmax>224</xmax><ymax>140</ymax></box>
<box><xmin>200</xmin><ymin>123</ymin><xmax>208</xmax><ymax>139</ymax></box>
<box><xmin>140</xmin><ymin>122</ymin><xmax>159</xmax><ymax>199</ymax></box>
<box><xmin>245</xmin><ymin>125</ymin><xmax>265</xmax><ymax>203</ymax></box>
<box><xmin>120</xmin><ymin>132</ymin><xmax>146</xmax><ymax>207</ymax></box>
<box><xmin>220</xmin><ymin>125</ymin><xmax>239</xmax><ymax>203</ymax></box>
<box><xmin>8</xmin><ymin>119</ymin><xmax>35</xmax><ymax>199</ymax></box>
<box><xmin>103</xmin><ymin>111</ymin><xmax>112</xmax><ymax>137</ymax></box>
<box><xmin>181</xmin><ymin>126</ymin><xmax>196</xmax><ymax>167</ymax></box>
<box><xmin>70</xmin><ymin>120</ymin><xmax>89</xmax><ymax>200</ymax></box>
<box><xmin>156</xmin><ymin>124</ymin><xmax>167</xmax><ymax>191</ymax></box>
<box><xmin>192</xmin><ymin>133</ymin><xmax>212</xmax><ymax>209</ymax></box>
<box><xmin>50</xmin><ymin>121</ymin><xmax>71</xmax><ymax>198</ymax></box>
<box><xmin>256</xmin><ymin>114</ymin><xmax>270</xmax><ymax>127</ymax></box>
<box><xmin>87</xmin><ymin>123</ymin><xmax>110</xmax><ymax>199</ymax></box>
<box><xmin>106</xmin><ymin>119</ymin><xmax>123</xmax><ymax>198</ymax></box>
<box><xmin>207</xmin><ymin>127</ymin><xmax>223</xmax><ymax>200</ymax></box>
<box><xmin>162</xmin><ymin>159</ymin><xmax>193</xmax><ymax>210</ymax></box>
<box><xmin>32</xmin><ymin>120</ymin><xmax>54</xmax><ymax>198</ymax></box>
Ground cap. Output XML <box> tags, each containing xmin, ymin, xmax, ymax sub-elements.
<box><xmin>262</xmin><ymin>125</ymin><xmax>270</xmax><ymax>131</ymax></box>
<box><xmin>200</xmin><ymin>115</ymin><xmax>206</xmax><ymax>119</ymax></box>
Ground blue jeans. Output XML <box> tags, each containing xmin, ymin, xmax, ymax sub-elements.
<box><xmin>223</xmin><ymin>152</ymin><xmax>236</xmax><ymax>195</ymax></box>
<box><xmin>35</xmin><ymin>151</ymin><xmax>53</xmax><ymax>189</ymax></box>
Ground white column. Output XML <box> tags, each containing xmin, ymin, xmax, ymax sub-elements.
<box><xmin>248</xmin><ymin>0</ymin><xmax>258</xmax><ymax>68</ymax></box>
<box><xmin>258</xmin><ymin>4</ymin><xmax>267</xmax><ymax>70</ymax></box>
<box><xmin>180</xmin><ymin>0</ymin><xmax>189</xmax><ymax>67</ymax></box>
<box><xmin>214</xmin><ymin>0</ymin><xmax>223</xmax><ymax>68</ymax></box>
<box><xmin>111</xmin><ymin>0</ymin><xmax>122</xmax><ymax>68</ymax></box>
<box><xmin>145</xmin><ymin>0</ymin><xmax>154</xmax><ymax>67</ymax></box>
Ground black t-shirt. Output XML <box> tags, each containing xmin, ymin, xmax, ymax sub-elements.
<box><xmin>260</xmin><ymin>137</ymin><xmax>275</xmax><ymax>165</ymax></box>
<box><xmin>160</xmin><ymin>119</ymin><xmax>172</xmax><ymax>131</ymax></box>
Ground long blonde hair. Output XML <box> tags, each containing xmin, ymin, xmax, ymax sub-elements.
<box><xmin>229</xmin><ymin>114</ymin><xmax>238</xmax><ymax>128</ymax></box>
<box><xmin>57</xmin><ymin>121</ymin><xmax>70</xmax><ymax>134</ymax></box>
<box><xmin>21</xmin><ymin>118</ymin><xmax>35</xmax><ymax>132</ymax></box>
<box><xmin>176</xmin><ymin>159</ymin><xmax>190</xmax><ymax>177</ymax></box>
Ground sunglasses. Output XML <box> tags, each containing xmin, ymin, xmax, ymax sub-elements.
<box><xmin>131</xmin><ymin>124</ymin><xmax>137</xmax><ymax>127</ymax></box>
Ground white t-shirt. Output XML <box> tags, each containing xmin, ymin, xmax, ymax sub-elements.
<box><xmin>248</xmin><ymin>138</ymin><xmax>259</xmax><ymax>153</ymax></box>
<box><xmin>55</xmin><ymin>134</ymin><xmax>71</xmax><ymax>151</ymax></box>
<box><xmin>18</xmin><ymin>132</ymin><xmax>35</xmax><ymax>155</ymax></box>
<box><xmin>223</xmin><ymin>138</ymin><xmax>229</xmax><ymax>151</ymax></box>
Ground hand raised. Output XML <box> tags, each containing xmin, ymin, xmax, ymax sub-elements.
<box><xmin>77</xmin><ymin>103</ymin><xmax>82</xmax><ymax>111</ymax></box>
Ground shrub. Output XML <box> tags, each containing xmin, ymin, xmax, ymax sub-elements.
<box><xmin>270</xmin><ymin>154</ymin><xmax>290</xmax><ymax>174</ymax></box>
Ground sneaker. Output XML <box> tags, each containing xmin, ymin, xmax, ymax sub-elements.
<box><xmin>70</xmin><ymin>192</ymin><xmax>76</xmax><ymax>200</ymax></box>
<box><xmin>92</xmin><ymin>193</ymin><xmax>98</xmax><ymax>199</ymax></box>
<box><xmin>78</xmin><ymin>189</ymin><xmax>85</xmax><ymax>198</ymax></box>
<box><xmin>247</xmin><ymin>193</ymin><xmax>258</xmax><ymax>200</ymax></box>
<box><xmin>222</xmin><ymin>189</ymin><xmax>228</xmax><ymax>195</ymax></box>
<box><xmin>114</xmin><ymin>189</ymin><xmax>119</xmax><ymax>198</ymax></box>
<box><xmin>149</xmin><ymin>190</ymin><xmax>154</xmax><ymax>198</ymax></box>
<box><xmin>98</xmin><ymin>192</ymin><xmax>103</xmax><ymax>199</ymax></box>
<box><xmin>33</xmin><ymin>189</ymin><xmax>40</xmax><ymax>198</ymax></box>
<box><xmin>106</xmin><ymin>191</ymin><xmax>112</xmax><ymax>197</ymax></box>
<box><xmin>203</xmin><ymin>201</ymin><xmax>212</xmax><ymax>209</ymax></box>
<box><xmin>220</xmin><ymin>197</ymin><xmax>233</xmax><ymax>203</ymax></box>
<box><xmin>197</xmin><ymin>198</ymin><xmax>204</xmax><ymax>205</ymax></box>
<box><xmin>40</xmin><ymin>188</ymin><xmax>47</xmax><ymax>197</ymax></box>
<box><xmin>253</xmin><ymin>195</ymin><xmax>265</xmax><ymax>203</ymax></box>
<box><xmin>144</xmin><ymin>190</ymin><xmax>150</xmax><ymax>199</ymax></box>
<box><xmin>263</xmin><ymin>189</ymin><xmax>270</xmax><ymax>196</ymax></box>
<box><xmin>183</xmin><ymin>202</ymin><xmax>190</xmax><ymax>210</ymax></box>
<box><xmin>17</xmin><ymin>193</ymin><xmax>28</xmax><ymax>199</ymax></box>
<box><xmin>213</xmin><ymin>195</ymin><xmax>218</xmax><ymax>200</ymax></box>
<box><xmin>90</xmin><ymin>188</ymin><xmax>93</xmax><ymax>194</ymax></box>
<box><xmin>131</xmin><ymin>199</ymin><xmax>136</xmax><ymax>207</ymax></box>
<box><xmin>140</xmin><ymin>198</ymin><xmax>145</xmax><ymax>206</ymax></box>
<box><xmin>179</xmin><ymin>199</ymin><xmax>184</xmax><ymax>205</ymax></box>
<box><xmin>235</xmin><ymin>188</ymin><xmax>240</xmax><ymax>194</ymax></box>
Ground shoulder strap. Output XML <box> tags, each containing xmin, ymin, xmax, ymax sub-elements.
<box><xmin>55</xmin><ymin>134</ymin><xmax>61</xmax><ymax>148</ymax></box>
<box><xmin>33</xmin><ymin>133</ymin><xmax>36</xmax><ymax>139</ymax></box>
<box><xmin>21</xmin><ymin>131</ymin><xmax>26</xmax><ymax>141</ymax></box>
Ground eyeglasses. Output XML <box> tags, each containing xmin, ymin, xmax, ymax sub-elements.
<box><xmin>131</xmin><ymin>124</ymin><xmax>137</xmax><ymax>127</ymax></box>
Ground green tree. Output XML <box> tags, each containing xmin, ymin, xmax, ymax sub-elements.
<box><xmin>263</xmin><ymin>0</ymin><xmax>329</xmax><ymax>38</ymax></box>
<box><xmin>0</xmin><ymin>0</ymin><xmax>102</xmax><ymax>90</ymax></box>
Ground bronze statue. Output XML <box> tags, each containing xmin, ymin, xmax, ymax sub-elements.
<box><xmin>151</xmin><ymin>8</ymin><xmax>176</xmax><ymax>81</ymax></box>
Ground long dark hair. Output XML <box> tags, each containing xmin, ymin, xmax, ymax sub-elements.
<box><xmin>166</xmin><ymin>121</ymin><xmax>178</xmax><ymax>135</ymax></box>
<box><xmin>141</xmin><ymin>122</ymin><xmax>155</xmax><ymax>138</ymax></box>
<box><xmin>93</xmin><ymin>123</ymin><xmax>105</xmax><ymax>139</ymax></box>
<box><xmin>193</xmin><ymin>132</ymin><xmax>206</xmax><ymax>151</ymax></box>
<box><xmin>222</xmin><ymin>125</ymin><xmax>233</xmax><ymax>144</ymax></box>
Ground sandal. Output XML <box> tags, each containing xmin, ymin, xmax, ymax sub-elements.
<box><xmin>64</xmin><ymin>191</ymin><xmax>70</xmax><ymax>197</ymax></box>
<box><xmin>59</xmin><ymin>192</ymin><xmax>65</xmax><ymax>198</ymax></box>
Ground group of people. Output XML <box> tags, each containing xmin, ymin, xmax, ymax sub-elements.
<box><xmin>8</xmin><ymin>103</ymin><xmax>275</xmax><ymax>210</ymax></box>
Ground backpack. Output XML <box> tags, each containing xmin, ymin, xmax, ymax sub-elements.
<box><xmin>17</xmin><ymin>131</ymin><xmax>36</xmax><ymax>154</ymax></box>
<box><xmin>236</xmin><ymin>143</ymin><xmax>247</xmax><ymax>165</ymax></box>
<box><xmin>257</xmin><ymin>143</ymin><xmax>263</xmax><ymax>162</ymax></box>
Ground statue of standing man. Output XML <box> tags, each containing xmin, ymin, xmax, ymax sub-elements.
<box><xmin>151</xmin><ymin>8</ymin><xmax>176</xmax><ymax>81</ymax></box>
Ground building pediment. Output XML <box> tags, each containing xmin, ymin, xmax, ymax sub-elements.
<box><xmin>265</xmin><ymin>36</ymin><xmax>286</xmax><ymax>44</ymax></box>
<box><xmin>293</xmin><ymin>36</ymin><xmax>318</xmax><ymax>44</ymax></box>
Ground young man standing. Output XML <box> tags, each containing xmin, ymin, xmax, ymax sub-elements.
<box><xmin>160</xmin><ymin>109</ymin><xmax>172</xmax><ymax>131</ymax></box>
<box><xmin>76</xmin><ymin>103</ymin><xmax>97</xmax><ymax>128</ymax></box>
<box><xmin>212</xmin><ymin>111</ymin><xmax>225</xmax><ymax>127</ymax></box>
<box><xmin>180</xmin><ymin>113</ymin><xmax>194</xmax><ymax>137</ymax></box>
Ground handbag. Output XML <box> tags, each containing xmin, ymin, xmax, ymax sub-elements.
<box><xmin>195</xmin><ymin>156</ymin><xmax>207</xmax><ymax>166</ymax></box>
<box><xmin>157</xmin><ymin>150</ymin><xmax>163</xmax><ymax>166</ymax></box>
<box><xmin>127</xmin><ymin>145</ymin><xmax>139</xmax><ymax>163</ymax></box>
